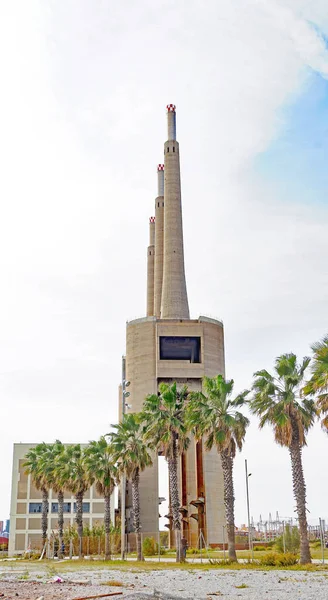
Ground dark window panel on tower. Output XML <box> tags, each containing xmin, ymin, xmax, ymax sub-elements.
<box><xmin>159</xmin><ymin>336</ymin><xmax>201</xmax><ymax>363</ymax></box>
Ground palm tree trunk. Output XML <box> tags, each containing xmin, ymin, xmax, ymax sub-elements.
<box><xmin>104</xmin><ymin>493</ymin><xmax>111</xmax><ymax>560</ymax></box>
<box><xmin>132</xmin><ymin>468</ymin><xmax>143</xmax><ymax>561</ymax></box>
<box><xmin>57</xmin><ymin>490</ymin><xmax>64</xmax><ymax>559</ymax></box>
<box><xmin>41</xmin><ymin>487</ymin><xmax>49</xmax><ymax>554</ymax></box>
<box><xmin>168</xmin><ymin>438</ymin><xmax>181</xmax><ymax>563</ymax></box>
<box><xmin>220</xmin><ymin>450</ymin><xmax>237</xmax><ymax>561</ymax></box>
<box><xmin>75</xmin><ymin>492</ymin><xmax>84</xmax><ymax>558</ymax></box>
<box><xmin>289</xmin><ymin>422</ymin><xmax>311</xmax><ymax>564</ymax></box>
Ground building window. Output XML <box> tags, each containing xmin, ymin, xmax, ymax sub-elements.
<box><xmin>173</xmin><ymin>146</ymin><xmax>175</xmax><ymax>152</ymax></box>
<box><xmin>159</xmin><ymin>336</ymin><xmax>201</xmax><ymax>363</ymax></box>
<box><xmin>29</xmin><ymin>503</ymin><xmax>43</xmax><ymax>513</ymax></box>
<box><xmin>51</xmin><ymin>502</ymin><xmax>71</xmax><ymax>513</ymax></box>
<box><xmin>73</xmin><ymin>502</ymin><xmax>90</xmax><ymax>513</ymax></box>
<box><xmin>167</xmin><ymin>147</ymin><xmax>169</xmax><ymax>152</ymax></box>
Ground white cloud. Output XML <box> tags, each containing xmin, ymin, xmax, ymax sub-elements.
<box><xmin>0</xmin><ymin>0</ymin><xmax>327</xmax><ymax>526</ymax></box>
<box><xmin>254</xmin><ymin>0</ymin><xmax>328</xmax><ymax>78</ymax></box>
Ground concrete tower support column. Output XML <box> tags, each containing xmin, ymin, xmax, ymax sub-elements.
<box><xmin>147</xmin><ymin>217</ymin><xmax>155</xmax><ymax>316</ymax></box>
<box><xmin>154</xmin><ymin>165</ymin><xmax>164</xmax><ymax>317</ymax></box>
<box><xmin>161</xmin><ymin>105</ymin><xmax>190</xmax><ymax>319</ymax></box>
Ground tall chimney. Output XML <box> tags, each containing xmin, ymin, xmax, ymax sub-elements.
<box><xmin>146</xmin><ymin>217</ymin><xmax>155</xmax><ymax>316</ymax></box>
<box><xmin>160</xmin><ymin>105</ymin><xmax>190</xmax><ymax>319</ymax></box>
<box><xmin>154</xmin><ymin>164</ymin><xmax>164</xmax><ymax>317</ymax></box>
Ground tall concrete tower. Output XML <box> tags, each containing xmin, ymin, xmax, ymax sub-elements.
<box><xmin>154</xmin><ymin>165</ymin><xmax>164</xmax><ymax>318</ymax></box>
<box><xmin>120</xmin><ymin>105</ymin><xmax>225</xmax><ymax>547</ymax></box>
<box><xmin>161</xmin><ymin>105</ymin><xmax>189</xmax><ymax>319</ymax></box>
<box><xmin>146</xmin><ymin>217</ymin><xmax>155</xmax><ymax>317</ymax></box>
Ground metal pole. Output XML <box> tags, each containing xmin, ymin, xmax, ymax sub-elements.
<box><xmin>222</xmin><ymin>525</ymin><xmax>226</xmax><ymax>560</ymax></box>
<box><xmin>319</xmin><ymin>518</ymin><xmax>325</xmax><ymax>564</ymax></box>
<box><xmin>121</xmin><ymin>356</ymin><xmax>127</xmax><ymax>560</ymax></box>
<box><xmin>245</xmin><ymin>459</ymin><xmax>253</xmax><ymax>560</ymax></box>
<box><xmin>282</xmin><ymin>521</ymin><xmax>286</xmax><ymax>553</ymax></box>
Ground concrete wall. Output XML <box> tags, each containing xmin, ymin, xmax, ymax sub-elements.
<box><xmin>125</xmin><ymin>317</ymin><xmax>159</xmax><ymax>535</ymax></box>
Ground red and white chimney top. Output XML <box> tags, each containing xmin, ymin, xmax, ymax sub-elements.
<box><xmin>157</xmin><ymin>164</ymin><xmax>164</xmax><ymax>171</ymax></box>
<box><xmin>166</xmin><ymin>104</ymin><xmax>176</xmax><ymax>140</ymax></box>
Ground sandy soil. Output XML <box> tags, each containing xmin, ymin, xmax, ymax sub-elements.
<box><xmin>1</xmin><ymin>563</ymin><xmax>328</xmax><ymax>599</ymax></box>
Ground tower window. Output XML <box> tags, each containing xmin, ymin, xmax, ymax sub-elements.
<box><xmin>173</xmin><ymin>146</ymin><xmax>175</xmax><ymax>152</ymax></box>
<box><xmin>167</xmin><ymin>147</ymin><xmax>169</xmax><ymax>153</ymax></box>
<box><xmin>159</xmin><ymin>336</ymin><xmax>201</xmax><ymax>363</ymax></box>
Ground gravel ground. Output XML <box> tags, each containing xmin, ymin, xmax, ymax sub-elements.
<box><xmin>1</xmin><ymin>565</ymin><xmax>328</xmax><ymax>600</ymax></box>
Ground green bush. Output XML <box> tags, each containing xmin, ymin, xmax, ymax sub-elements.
<box><xmin>253</xmin><ymin>546</ymin><xmax>266</xmax><ymax>551</ymax></box>
<box><xmin>259</xmin><ymin>552</ymin><xmax>277</xmax><ymax>566</ymax></box>
<box><xmin>275</xmin><ymin>552</ymin><xmax>298</xmax><ymax>566</ymax></box>
<box><xmin>310</xmin><ymin>540</ymin><xmax>321</xmax><ymax>549</ymax></box>
<box><xmin>186</xmin><ymin>547</ymin><xmax>200</xmax><ymax>555</ymax></box>
<box><xmin>259</xmin><ymin>552</ymin><xmax>298</xmax><ymax>566</ymax></box>
<box><xmin>142</xmin><ymin>537</ymin><xmax>157</xmax><ymax>556</ymax></box>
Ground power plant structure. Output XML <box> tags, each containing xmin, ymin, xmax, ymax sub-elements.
<box><xmin>120</xmin><ymin>105</ymin><xmax>225</xmax><ymax>547</ymax></box>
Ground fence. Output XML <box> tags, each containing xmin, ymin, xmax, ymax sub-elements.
<box><xmin>20</xmin><ymin>521</ymin><xmax>328</xmax><ymax>563</ymax></box>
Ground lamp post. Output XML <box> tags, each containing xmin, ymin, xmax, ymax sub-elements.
<box><xmin>245</xmin><ymin>459</ymin><xmax>253</xmax><ymax>560</ymax></box>
<box><xmin>120</xmin><ymin>355</ymin><xmax>130</xmax><ymax>560</ymax></box>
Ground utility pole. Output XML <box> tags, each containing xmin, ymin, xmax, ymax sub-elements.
<box><xmin>120</xmin><ymin>355</ymin><xmax>130</xmax><ymax>560</ymax></box>
<box><xmin>245</xmin><ymin>459</ymin><xmax>253</xmax><ymax>560</ymax></box>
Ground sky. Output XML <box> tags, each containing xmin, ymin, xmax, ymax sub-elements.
<box><xmin>0</xmin><ymin>0</ymin><xmax>328</xmax><ymax>530</ymax></box>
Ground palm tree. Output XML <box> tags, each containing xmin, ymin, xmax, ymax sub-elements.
<box><xmin>187</xmin><ymin>375</ymin><xmax>249</xmax><ymax>561</ymax></box>
<box><xmin>142</xmin><ymin>382</ymin><xmax>190</xmax><ymax>563</ymax></box>
<box><xmin>84</xmin><ymin>437</ymin><xmax>116</xmax><ymax>560</ymax></box>
<box><xmin>24</xmin><ymin>442</ymin><xmax>51</xmax><ymax>550</ymax></box>
<box><xmin>58</xmin><ymin>444</ymin><xmax>89</xmax><ymax>558</ymax></box>
<box><xmin>304</xmin><ymin>334</ymin><xmax>328</xmax><ymax>430</ymax></box>
<box><xmin>45</xmin><ymin>440</ymin><xmax>65</xmax><ymax>558</ymax></box>
<box><xmin>109</xmin><ymin>413</ymin><xmax>152</xmax><ymax>561</ymax></box>
<box><xmin>250</xmin><ymin>353</ymin><xmax>316</xmax><ymax>564</ymax></box>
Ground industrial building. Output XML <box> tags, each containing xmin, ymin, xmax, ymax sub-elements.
<box><xmin>121</xmin><ymin>105</ymin><xmax>226</xmax><ymax>547</ymax></box>
<box><xmin>9</xmin><ymin>443</ymin><xmax>114</xmax><ymax>556</ymax></box>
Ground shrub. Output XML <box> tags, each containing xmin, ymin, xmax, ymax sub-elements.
<box><xmin>187</xmin><ymin>547</ymin><xmax>200</xmax><ymax>555</ymax></box>
<box><xmin>142</xmin><ymin>537</ymin><xmax>157</xmax><ymax>556</ymax></box>
<box><xmin>253</xmin><ymin>546</ymin><xmax>266</xmax><ymax>551</ymax></box>
<box><xmin>311</xmin><ymin>540</ymin><xmax>321</xmax><ymax>549</ymax></box>
<box><xmin>275</xmin><ymin>552</ymin><xmax>298</xmax><ymax>566</ymax></box>
<box><xmin>259</xmin><ymin>552</ymin><xmax>277</xmax><ymax>566</ymax></box>
<box><xmin>259</xmin><ymin>552</ymin><xmax>298</xmax><ymax>566</ymax></box>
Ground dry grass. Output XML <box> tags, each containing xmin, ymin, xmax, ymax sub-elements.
<box><xmin>2</xmin><ymin>557</ymin><xmax>328</xmax><ymax>574</ymax></box>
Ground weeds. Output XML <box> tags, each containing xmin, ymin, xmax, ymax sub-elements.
<box><xmin>18</xmin><ymin>570</ymin><xmax>30</xmax><ymax>580</ymax></box>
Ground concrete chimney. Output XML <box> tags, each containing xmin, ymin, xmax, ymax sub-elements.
<box><xmin>160</xmin><ymin>105</ymin><xmax>190</xmax><ymax>319</ymax></box>
<box><xmin>146</xmin><ymin>217</ymin><xmax>155</xmax><ymax>316</ymax></box>
<box><xmin>154</xmin><ymin>165</ymin><xmax>164</xmax><ymax>317</ymax></box>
